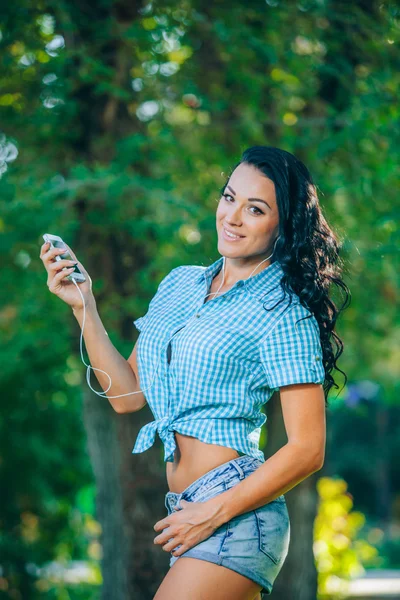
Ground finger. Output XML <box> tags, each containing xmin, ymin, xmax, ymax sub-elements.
<box><xmin>154</xmin><ymin>519</ymin><xmax>169</xmax><ymax>532</ymax></box>
<box><xmin>50</xmin><ymin>247</ymin><xmax>69</xmax><ymax>259</ymax></box>
<box><xmin>48</xmin><ymin>269</ymin><xmax>67</xmax><ymax>291</ymax></box>
<box><xmin>161</xmin><ymin>538</ymin><xmax>183</xmax><ymax>553</ymax></box>
<box><xmin>48</xmin><ymin>267</ymin><xmax>75</xmax><ymax>291</ymax></box>
<box><xmin>40</xmin><ymin>241</ymin><xmax>50</xmax><ymax>258</ymax></box>
<box><xmin>154</xmin><ymin>522</ymin><xmax>178</xmax><ymax>544</ymax></box>
<box><xmin>53</xmin><ymin>266</ymin><xmax>75</xmax><ymax>282</ymax></box>
<box><xmin>171</xmin><ymin>544</ymin><xmax>186</xmax><ymax>556</ymax></box>
<box><xmin>154</xmin><ymin>530</ymin><xmax>172</xmax><ymax>545</ymax></box>
<box><xmin>49</xmin><ymin>259</ymin><xmax>77</xmax><ymax>272</ymax></box>
<box><xmin>42</xmin><ymin>246</ymin><xmax>67</xmax><ymax>263</ymax></box>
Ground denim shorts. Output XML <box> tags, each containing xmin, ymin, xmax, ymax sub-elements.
<box><xmin>164</xmin><ymin>455</ymin><xmax>290</xmax><ymax>596</ymax></box>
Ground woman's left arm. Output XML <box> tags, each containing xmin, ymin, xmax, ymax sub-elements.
<box><xmin>153</xmin><ymin>382</ymin><xmax>325</xmax><ymax>556</ymax></box>
<box><xmin>207</xmin><ymin>381</ymin><xmax>326</xmax><ymax>525</ymax></box>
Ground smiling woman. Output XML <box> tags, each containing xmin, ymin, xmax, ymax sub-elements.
<box><xmin>128</xmin><ymin>146</ymin><xmax>350</xmax><ymax>599</ymax></box>
<box><xmin>215</xmin><ymin>166</ymin><xmax>280</xmax><ymax>268</ymax></box>
<box><xmin>50</xmin><ymin>144</ymin><xmax>349</xmax><ymax>600</ymax></box>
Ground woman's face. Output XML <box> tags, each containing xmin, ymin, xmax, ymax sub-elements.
<box><xmin>216</xmin><ymin>162</ymin><xmax>280</xmax><ymax>260</ymax></box>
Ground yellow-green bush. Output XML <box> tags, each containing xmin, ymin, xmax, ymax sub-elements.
<box><xmin>315</xmin><ymin>477</ymin><xmax>377</xmax><ymax>599</ymax></box>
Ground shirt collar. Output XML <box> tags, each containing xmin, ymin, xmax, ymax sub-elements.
<box><xmin>195</xmin><ymin>256</ymin><xmax>285</xmax><ymax>302</ymax></box>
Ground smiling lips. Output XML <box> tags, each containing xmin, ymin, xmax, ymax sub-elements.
<box><xmin>222</xmin><ymin>227</ymin><xmax>245</xmax><ymax>242</ymax></box>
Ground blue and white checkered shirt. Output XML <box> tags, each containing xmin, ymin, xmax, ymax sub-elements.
<box><xmin>132</xmin><ymin>256</ymin><xmax>325</xmax><ymax>463</ymax></box>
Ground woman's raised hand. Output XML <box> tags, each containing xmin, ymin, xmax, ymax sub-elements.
<box><xmin>40</xmin><ymin>241</ymin><xmax>95</xmax><ymax>311</ymax></box>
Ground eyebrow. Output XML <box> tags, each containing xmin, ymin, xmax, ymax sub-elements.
<box><xmin>226</xmin><ymin>185</ymin><xmax>272</xmax><ymax>209</ymax></box>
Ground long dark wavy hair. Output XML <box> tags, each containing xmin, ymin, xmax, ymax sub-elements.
<box><xmin>220</xmin><ymin>146</ymin><xmax>350</xmax><ymax>403</ymax></box>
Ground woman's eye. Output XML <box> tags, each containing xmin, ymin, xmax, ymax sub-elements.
<box><xmin>222</xmin><ymin>194</ymin><xmax>263</xmax><ymax>215</ymax></box>
<box><xmin>250</xmin><ymin>206</ymin><xmax>263</xmax><ymax>215</ymax></box>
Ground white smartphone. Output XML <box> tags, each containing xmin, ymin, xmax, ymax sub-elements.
<box><xmin>42</xmin><ymin>233</ymin><xmax>86</xmax><ymax>283</ymax></box>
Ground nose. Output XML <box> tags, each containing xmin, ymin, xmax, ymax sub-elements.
<box><xmin>225</xmin><ymin>204</ymin><xmax>243</xmax><ymax>225</ymax></box>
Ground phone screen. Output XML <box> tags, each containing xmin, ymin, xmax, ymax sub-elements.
<box><xmin>51</xmin><ymin>239</ymin><xmax>82</xmax><ymax>276</ymax></box>
<box><xmin>52</xmin><ymin>239</ymin><xmax>73</xmax><ymax>261</ymax></box>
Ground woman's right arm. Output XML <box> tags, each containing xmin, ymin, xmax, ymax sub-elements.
<box><xmin>72</xmin><ymin>303</ymin><xmax>147</xmax><ymax>413</ymax></box>
<box><xmin>40</xmin><ymin>240</ymin><xmax>146</xmax><ymax>414</ymax></box>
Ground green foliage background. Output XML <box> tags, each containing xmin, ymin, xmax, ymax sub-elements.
<box><xmin>0</xmin><ymin>1</ymin><xmax>399</xmax><ymax>598</ymax></box>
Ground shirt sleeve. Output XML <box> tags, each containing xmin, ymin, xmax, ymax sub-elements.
<box><xmin>133</xmin><ymin>266</ymin><xmax>184</xmax><ymax>333</ymax></box>
<box><xmin>258</xmin><ymin>303</ymin><xmax>325</xmax><ymax>390</ymax></box>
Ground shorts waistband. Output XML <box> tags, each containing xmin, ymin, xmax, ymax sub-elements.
<box><xmin>165</xmin><ymin>454</ymin><xmax>262</xmax><ymax>503</ymax></box>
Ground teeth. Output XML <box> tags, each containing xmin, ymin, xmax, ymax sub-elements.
<box><xmin>224</xmin><ymin>228</ymin><xmax>241</xmax><ymax>239</ymax></box>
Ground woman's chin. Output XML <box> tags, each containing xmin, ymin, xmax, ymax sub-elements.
<box><xmin>217</xmin><ymin>237</ymin><xmax>250</xmax><ymax>255</ymax></box>
<box><xmin>217</xmin><ymin>241</ymin><xmax>238</xmax><ymax>256</ymax></box>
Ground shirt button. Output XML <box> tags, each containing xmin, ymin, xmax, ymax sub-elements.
<box><xmin>315</xmin><ymin>355</ymin><xmax>321</xmax><ymax>361</ymax></box>
<box><xmin>195</xmin><ymin>313</ymin><xmax>200</xmax><ymax>318</ymax></box>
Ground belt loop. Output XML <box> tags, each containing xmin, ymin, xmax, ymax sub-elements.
<box><xmin>230</xmin><ymin>459</ymin><xmax>245</xmax><ymax>480</ymax></box>
<box><xmin>165</xmin><ymin>492</ymin><xmax>182</xmax><ymax>512</ymax></box>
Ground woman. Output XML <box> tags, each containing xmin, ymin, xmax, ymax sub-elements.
<box><xmin>40</xmin><ymin>146</ymin><xmax>349</xmax><ymax>599</ymax></box>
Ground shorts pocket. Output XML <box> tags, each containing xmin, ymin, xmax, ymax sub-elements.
<box><xmin>254</xmin><ymin>499</ymin><xmax>290</xmax><ymax>565</ymax></box>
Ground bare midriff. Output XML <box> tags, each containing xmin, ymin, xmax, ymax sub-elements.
<box><xmin>166</xmin><ymin>432</ymin><xmax>240</xmax><ymax>493</ymax></box>
<box><xmin>166</xmin><ymin>277</ymin><xmax>241</xmax><ymax>494</ymax></box>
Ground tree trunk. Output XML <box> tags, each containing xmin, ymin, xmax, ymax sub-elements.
<box><xmin>82</xmin><ymin>388</ymin><xmax>128</xmax><ymax>600</ymax></box>
<box><xmin>82</xmin><ymin>384</ymin><xmax>170</xmax><ymax>599</ymax></box>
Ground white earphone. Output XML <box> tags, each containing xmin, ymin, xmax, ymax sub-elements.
<box><xmin>72</xmin><ymin>236</ymin><xmax>280</xmax><ymax>399</ymax></box>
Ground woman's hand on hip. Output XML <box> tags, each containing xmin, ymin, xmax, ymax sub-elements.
<box><xmin>153</xmin><ymin>499</ymin><xmax>223</xmax><ymax>557</ymax></box>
